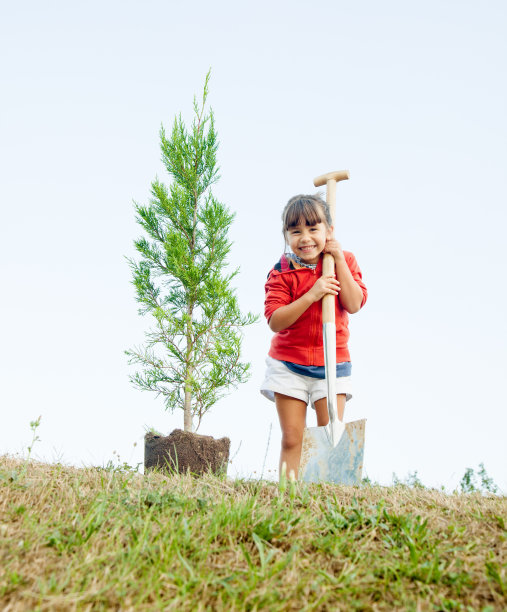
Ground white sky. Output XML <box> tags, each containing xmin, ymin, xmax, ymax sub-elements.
<box><xmin>1</xmin><ymin>0</ymin><xmax>506</xmax><ymax>491</ymax></box>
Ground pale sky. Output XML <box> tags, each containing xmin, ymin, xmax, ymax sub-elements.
<box><xmin>1</xmin><ymin>0</ymin><xmax>506</xmax><ymax>491</ymax></box>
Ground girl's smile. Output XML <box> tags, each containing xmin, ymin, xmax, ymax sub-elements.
<box><xmin>287</xmin><ymin>221</ymin><xmax>332</xmax><ymax>264</ymax></box>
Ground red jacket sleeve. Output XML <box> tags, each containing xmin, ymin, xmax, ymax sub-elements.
<box><xmin>264</xmin><ymin>271</ymin><xmax>293</xmax><ymax>322</ymax></box>
<box><xmin>345</xmin><ymin>251</ymin><xmax>368</xmax><ymax>308</ymax></box>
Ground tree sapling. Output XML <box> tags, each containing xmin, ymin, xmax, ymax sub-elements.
<box><xmin>126</xmin><ymin>72</ymin><xmax>257</xmax><ymax>434</ymax></box>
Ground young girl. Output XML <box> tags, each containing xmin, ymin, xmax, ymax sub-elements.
<box><xmin>261</xmin><ymin>194</ymin><xmax>367</xmax><ymax>478</ymax></box>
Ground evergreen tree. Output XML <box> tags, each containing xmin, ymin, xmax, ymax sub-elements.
<box><xmin>126</xmin><ymin>73</ymin><xmax>257</xmax><ymax>432</ymax></box>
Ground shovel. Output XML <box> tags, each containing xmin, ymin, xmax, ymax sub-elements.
<box><xmin>299</xmin><ymin>170</ymin><xmax>366</xmax><ymax>485</ymax></box>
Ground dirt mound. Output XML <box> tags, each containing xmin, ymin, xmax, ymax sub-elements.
<box><xmin>144</xmin><ymin>429</ymin><xmax>230</xmax><ymax>476</ymax></box>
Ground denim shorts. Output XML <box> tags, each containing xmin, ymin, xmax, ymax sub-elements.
<box><xmin>260</xmin><ymin>356</ymin><xmax>352</xmax><ymax>409</ymax></box>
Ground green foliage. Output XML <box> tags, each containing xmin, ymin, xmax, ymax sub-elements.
<box><xmin>477</xmin><ymin>463</ymin><xmax>499</xmax><ymax>494</ymax></box>
<box><xmin>27</xmin><ymin>416</ymin><xmax>41</xmax><ymax>459</ymax></box>
<box><xmin>460</xmin><ymin>467</ymin><xmax>477</xmax><ymax>493</ymax></box>
<box><xmin>10</xmin><ymin>416</ymin><xmax>43</xmax><ymax>481</ymax></box>
<box><xmin>126</xmin><ymin>72</ymin><xmax>257</xmax><ymax>430</ymax></box>
<box><xmin>459</xmin><ymin>463</ymin><xmax>499</xmax><ymax>495</ymax></box>
<box><xmin>391</xmin><ymin>470</ymin><xmax>425</xmax><ymax>489</ymax></box>
<box><xmin>405</xmin><ymin>470</ymin><xmax>424</xmax><ymax>488</ymax></box>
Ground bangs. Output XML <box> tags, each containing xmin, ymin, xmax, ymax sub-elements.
<box><xmin>283</xmin><ymin>198</ymin><xmax>324</xmax><ymax>231</ymax></box>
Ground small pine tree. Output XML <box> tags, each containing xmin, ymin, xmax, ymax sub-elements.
<box><xmin>126</xmin><ymin>72</ymin><xmax>257</xmax><ymax>432</ymax></box>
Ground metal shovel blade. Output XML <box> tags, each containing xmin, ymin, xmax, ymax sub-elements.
<box><xmin>298</xmin><ymin>322</ymin><xmax>366</xmax><ymax>485</ymax></box>
<box><xmin>299</xmin><ymin>419</ymin><xmax>366</xmax><ymax>485</ymax></box>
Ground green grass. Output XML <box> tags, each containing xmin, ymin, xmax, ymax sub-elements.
<box><xmin>1</xmin><ymin>456</ymin><xmax>506</xmax><ymax>611</ymax></box>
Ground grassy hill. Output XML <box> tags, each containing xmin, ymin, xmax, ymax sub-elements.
<box><xmin>1</xmin><ymin>456</ymin><xmax>505</xmax><ymax>611</ymax></box>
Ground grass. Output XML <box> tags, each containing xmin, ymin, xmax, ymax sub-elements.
<box><xmin>1</xmin><ymin>456</ymin><xmax>506</xmax><ymax>611</ymax></box>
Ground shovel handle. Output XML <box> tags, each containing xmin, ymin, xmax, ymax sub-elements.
<box><xmin>322</xmin><ymin>255</ymin><xmax>336</xmax><ymax>323</ymax></box>
<box><xmin>314</xmin><ymin>172</ymin><xmax>349</xmax><ymax>323</ymax></box>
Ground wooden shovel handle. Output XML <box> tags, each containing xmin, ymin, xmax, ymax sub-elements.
<box><xmin>314</xmin><ymin>172</ymin><xmax>350</xmax><ymax>324</ymax></box>
<box><xmin>322</xmin><ymin>255</ymin><xmax>336</xmax><ymax>323</ymax></box>
<box><xmin>314</xmin><ymin>170</ymin><xmax>350</xmax><ymax>188</ymax></box>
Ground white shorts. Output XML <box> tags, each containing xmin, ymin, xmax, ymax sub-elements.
<box><xmin>260</xmin><ymin>356</ymin><xmax>352</xmax><ymax>409</ymax></box>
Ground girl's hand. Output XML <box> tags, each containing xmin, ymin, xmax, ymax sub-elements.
<box><xmin>323</xmin><ymin>238</ymin><xmax>345</xmax><ymax>262</ymax></box>
<box><xmin>308</xmin><ymin>274</ymin><xmax>341</xmax><ymax>302</ymax></box>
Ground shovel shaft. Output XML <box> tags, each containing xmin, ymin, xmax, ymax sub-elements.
<box><xmin>317</xmin><ymin>172</ymin><xmax>349</xmax><ymax>429</ymax></box>
<box><xmin>322</xmin><ymin>177</ymin><xmax>337</xmax><ymax>325</ymax></box>
<box><xmin>322</xmin><ymin>254</ymin><xmax>336</xmax><ymax>324</ymax></box>
<box><xmin>321</xmin><ymin>174</ymin><xmax>346</xmax><ymax>324</ymax></box>
<box><xmin>323</xmin><ymin>322</ymin><xmax>337</xmax><ymax>425</ymax></box>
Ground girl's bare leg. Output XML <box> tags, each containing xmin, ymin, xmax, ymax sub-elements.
<box><xmin>274</xmin><ymin>393</ymin><xmax>307</xmax><ymax>479</ymax></box>
<box><xmin>313</xmin><ymin>394</ymin><xmax>346</xmax><ymax>425</ymax></box>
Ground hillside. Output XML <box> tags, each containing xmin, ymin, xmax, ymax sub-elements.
<box><xmin>1</xmin><ymin>457</ymin><xmax>505</xmax><ymax>611</ymax></box>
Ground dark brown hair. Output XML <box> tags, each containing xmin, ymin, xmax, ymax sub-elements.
<box><xmin>282</xmin><ymin>194</ymin><xmax>332</xmax><ymax>234</ymax></box>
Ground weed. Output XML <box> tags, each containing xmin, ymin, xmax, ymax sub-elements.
<box><xmin>460</xmin><ymin>467</ymin><xmax>478</xmax><ymax>493</ymax></box>
<box><xmin>485</xmin><ymin>559</ymin><xmax>506</xmax><ymax>596</ymax></box>
<box><xmin>26</xmin><ymin>416</ymin><xmax>41</xmax><ymax>458</ymax></box>
<box><xmin>8</xmin><ymin>416</ymin><xmax>44</xmax><ymax>482</ymax></box>
<box><xmin>478</xmin><ymin>463</ymin><xmax>499</xmax><ymax>494</ymax></box>
<box><xmin>405</xmin><ymin>470</ymin><xmax>425</xmax><ymax>488</ymax></box>
<box><xmin>459</xmin><ymin>463</ymin><xmax>499</xmax><ymax>495</ymax></box>
<box><xmin>144</xmin><ymin>425</ymin><xmax>164</xmax><ymax>436</ymax></box>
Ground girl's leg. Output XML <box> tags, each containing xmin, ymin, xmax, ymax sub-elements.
<box><xmin>274</xmin><ymin>392</ymin><xmax>307</xmax><ymax>479</ymax></box>
<box><xmin>313</xmin><ymin>394</ymin><xmax>346</xmax><ymax>425</ymax></box>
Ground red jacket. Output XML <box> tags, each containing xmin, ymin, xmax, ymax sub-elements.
<box><xmin>264</xmin><ymin>252</ymin><xmax>367</xmax><ymax>365</ymax></box>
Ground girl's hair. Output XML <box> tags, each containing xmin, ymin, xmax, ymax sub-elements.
<box><xmin>282</xmin><ymin>194</ymin><xmax>332</xmax><ymax>234</ymax></box>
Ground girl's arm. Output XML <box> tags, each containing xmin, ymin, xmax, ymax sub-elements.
<box><xmin>268</xmin><ymin>274</ymin><xmax>340</xmax><ymax>332</ymax></box>
<box><xmin>324</xmin><ymin>239</ymin><xmax>365</xmax><ymax>314</ymax></box>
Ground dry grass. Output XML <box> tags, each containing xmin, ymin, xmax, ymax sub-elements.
<box><xmin>1</xmin><ymin>456</ymin><xmax>506</xmax><ymax>611</ymax></box>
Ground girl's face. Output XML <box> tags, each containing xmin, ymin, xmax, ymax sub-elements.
<box><xmin>286</xmin><ymin>219</ymin><xmax>332</xmax><ymax>264</ymax></box>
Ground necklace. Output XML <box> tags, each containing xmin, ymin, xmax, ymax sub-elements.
<box><xmin>289</xmin><ymin>253</ymin><xmax>318</xmax><ymax>270</ymax></box>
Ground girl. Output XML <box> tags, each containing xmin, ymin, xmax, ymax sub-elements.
<box><xmin>261</xmin><ymin>194</ymin><xmax>367</xmax><ymax>478</ymax></box>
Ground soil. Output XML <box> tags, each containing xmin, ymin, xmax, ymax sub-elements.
<box><xmin>144</xmin><ymin>429</ymin><xmax>230</xmax><ymax>476</ymax></box>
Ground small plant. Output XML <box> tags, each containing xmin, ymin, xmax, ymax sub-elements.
<box><xmin>390</xmin><ymin>471</ymin><xmax>426</xmax><ymax>489</ymax></box>
<box><xmin>392</xmin><ymin>472</ymin><xmax>402</xmax><ymax>486</ymax></box>
<box><xmin>144</xmin><ymin>426</ymin><xmax>164</xmax><ymax>437</ymax></box>
<box><xmin>26</xmin><ymin>416</ymin><xmax>41</xmax><ymax>461</ymax></box>
<box><xmin>288</xmin><ymin>469</ymin><xmax>297</xmax><ymax>500</ymax></box>
<box><xmin>477</xmin><ymin>462</ymin><xmax>499</xmax><ymax>494</ymax></box>
<box><xmin>279</xmin><ymin>461</ymin><xmax>287</xmax><ymax>495</ymax></box>
<box><xmin>405</xmin><ymin>470</ymin><xmax>425</xmax><ymax>488</ymax></box>
<box><xmin>460</xmin><ymin>467</ymin><xmax>477</xmax><ymax>493</ymax></box>
<box><xmin>13</xmin><ymin>416</ymin><xmax>43</xmax><ymax>480</ymax></box>
<box><xmin>460</xmin><ymin>463</ymin><xmax>499</xmax><ymax>494</ymax></box>
<box><xmin>126</xmin><ymin>71</ymin><xmax>257</xmax><ymax>432</ymax></box>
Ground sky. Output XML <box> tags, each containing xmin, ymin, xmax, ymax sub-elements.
<box><xmin>1</xmin><ymin>0</ymin><xmax>506</xmax><ymax>491</ymax></box>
